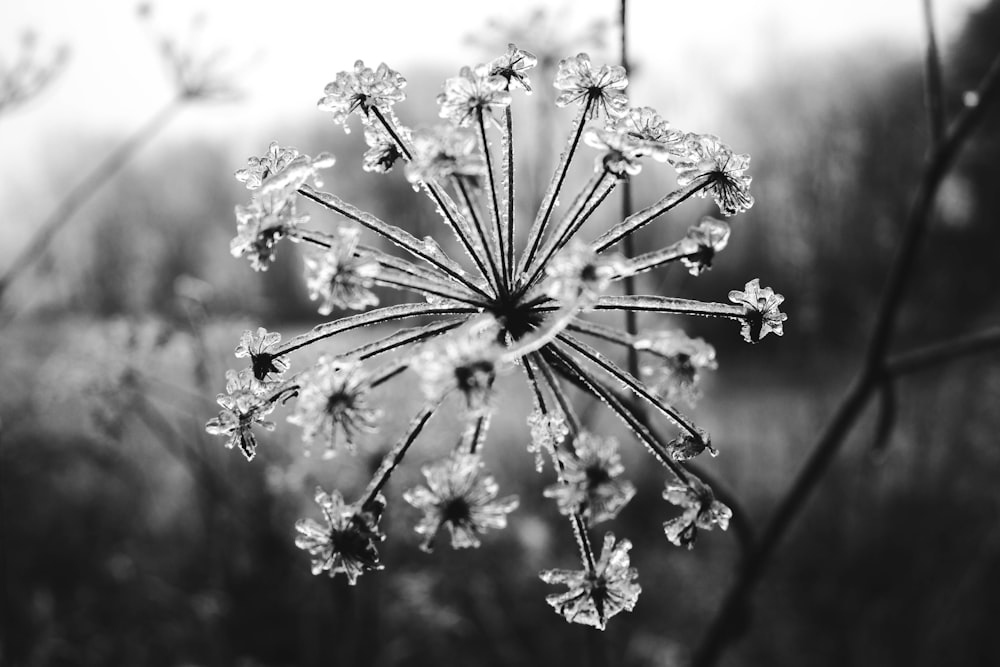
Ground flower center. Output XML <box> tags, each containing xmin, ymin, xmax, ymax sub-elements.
<box><xmin>441</xmin><ymin>496</ymin><xmax>472</xmax><ymax>524</ymax></box>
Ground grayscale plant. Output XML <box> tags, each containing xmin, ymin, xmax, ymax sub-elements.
<box><xmin>207</xmin><ymin>46</ymin><xmax>786</xmax><ymax>629</ymax></box>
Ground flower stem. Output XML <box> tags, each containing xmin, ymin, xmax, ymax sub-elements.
<box><xmin>477</xmin><ymin>108</ymin><xmax>510</xmax><ymax>292</ymax></box>
<box><xmin>591</xmin><ymin>178</ymin><xmax>710</xmax><ymax>253</ymax></box>
<box><xmin>362</xmin><ymin>397</ymin><xmax>443</xmax><ymax>507</ymax></box>
<box><xmin>454</xmin><ymin>176</ymin><xmax>505</xmax><ymax>294</ymax></box>
<box><xmin>520</xmin><ymin>99</ymin><xmax>594</xmax><ymax>276</ymax></box>
<box><xmin>503</xmin><ymin>106</ymin><xmax>516</xmax><ymax>289</ymax></box>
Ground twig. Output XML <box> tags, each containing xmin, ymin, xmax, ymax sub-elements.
<box><xmin>885</xmin><ymin>325</ymin><xmax>1000</xmax><ymax>377</ymax></box>
<box><xmin>0</xmin><ymin>97</ymin><xmax>183</xmax><ymax>315</ymax></box>
<box><xmin>691</xmin><ymin>33</ymin><xmax>1000</xmax><ymax>667</ymax></box>
<box><xmin>922</xmin><ymin>0</ymin><xmax>947</xmax><ymax>146</ymax></box>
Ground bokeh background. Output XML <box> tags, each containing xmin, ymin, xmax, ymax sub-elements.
<box><xmin>2</xmin><ymin>1</ymin><xmax>1000</xmax><ymax>665</ymax></box>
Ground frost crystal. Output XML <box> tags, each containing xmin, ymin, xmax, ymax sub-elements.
<box><xmin>234</xmin><ymin>327</ymin><xmax>289</xmax><ymax>394</ymax></box>
<box><xmin>662</xmin><ymin>476</ymin><xmax>732</xmax><ymax>549</ymax></box>
<box><xmin>728</xmin><ymin>278</ymin><xmax>787</xmax><ymax>343</ymax></box>
<box><xmin>674</xmin><ymin>133</ymin><xmax>754</xmax><ymax>216</ymax></box>
<box><xmin>403</xmin><ymin>452</ymin><xmax>519</xmax><ymax>552</ymax></box>
<box><xmin>527</xmin><ymin>408</ymin><xmax>569</xmax><ymax>472</ymax></box>
<box><xmin>544</xmin><ymin>432</ymin><xmax>636</xmax><ymax>525</ymax></box>
<box><xmin>205</xmin><ymin>369</ymin><xmax>276</xmax><ymax>461</ymax></box>
<box><xmin>488</xmin><ymin>43</ymin><xmax>537</xmax><ymax>92</ymax></box>
<box><xmin>295</xmin><ymin>488</ymin><xmax>386</xmax><ymax>584</ymax></box>
<box><xmin>303</xmin><ymin>226</ymin><xmax>380</xmax><ymax>314</ymax></box>
<box><xmin>678</xmin><ymin>217</ymin><xmax>731</xmax><ymax>276</ymax></box>
<box><xmin>554</xmin><ymin>53</ymin><xmax>628</xmax><ymax>120</ymax></box>
<box><xmin>635</xmin><ymin>329</ymin><xmax>718</xmax><ymax>407</ymax></box>
<box><xmin>287</xmin><ymin>356</ymin><xmax>380</xmax><ymax>457</ymax></box>
<box><xmin>437</xmin><ymin>64</ymin><xmax>512</xmax><ymax>128</ymax></box>
<box><xmin>318</xmin><ymin>60</ymin><xmax>406</xmax><ymax>130</ymax></box>
<box><xmin>540</xmin><ymin>532</ymin><xmax>641</xmax><ymax>630</ymax></box>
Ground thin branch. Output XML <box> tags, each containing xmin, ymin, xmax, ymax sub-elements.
<box><xmin>885</xmin><ymin>325</ymin><xmax>1000</xmax><ymax>377</ymax></box>
<box><xmin>922</xmin><ymin>0</ymin><xmax>947</xmax><ymax>147</ymax></box>
<box><xmin>0</xmin><ymin>97</ymin><xmax>183</xmax><ymax>311</ymax></box>
<box><xmin>693</xmin><ymin>41</ymin><xmax>1000</xmax><ymax>667</ymax></box>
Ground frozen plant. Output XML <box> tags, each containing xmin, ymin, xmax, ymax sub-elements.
<box><xmin>208</xmin><ymin>46</ymin><xmax>786</xmax><ymax>629</ymax></box>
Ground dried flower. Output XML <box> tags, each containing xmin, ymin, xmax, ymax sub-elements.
<box><xmin>318</xmin><ymin>60</ymin><xmax>406</xmax><ymax>130</ymax></box>
<box><xmin>303</xmin><ymin>227</ymin><xmax>380</xmax><ymax>314</ymax></box>
<box><xmin>675</xmin><ymin>133</ymin><xmax>754</xmax><ymax>216</ymax></box>
<box><xmin>488</xmin><ymin>43</ymin><xmax>537</xmax><ymax>92</ymax></box>
<box><xmin>234</xmin><ymin>327</ymin><xmax>289</xmax><ymax>393</ymax></box>
<box><xmin>728</xmin><ymin>278</ymin><xmax>787</xmax><ymax>343</ymax></box>
<box><xmin>295</xmin><ymin>488</ymin><xmax>386</xmax><ymax>584</ymax></box>
<box><xmin>405</xmin><ymin>125</ymin><xmax>484</xmax><ymax>185</ymax></box>
<box><xmin>554</xmin><ymin>53</ymin><xmax>628</xmax><ymax>120</ymax></box>
<box><xmin>438</xmin><ymin>65</ymin><xmax>512</xmax><ymax>127</ymax></box>
<box><xmin>678</xmin><ymin>217</ymin><xmax>731</xmax><ymax>276</ymax></box>
<box><xmin>635</xmin><ymin>329</ymin><xmax>718</xmax><ymax>407</ymax></box>
<box><xmin>540</xmin><ymin>532</ymin><xmax>641</xmax><ymax>629</ymax></box>
<box><xmin>362</xmin><ymin>124</ymin><xmax>404</xmax><ymax>173</ymax></box>
<box><xmin>234</xmin><ymin>141</ymin><xmax>300</xmax><ymax>190</ymax></box>
<box><xmin>205</xmin><ymin>369</ymin><xmax>276</xmax><ymax>461</ymax></box>
<box><xmin>544</xmin><ymin>432</ymin><xmax>636</xmax><ymax>525</ymax></box>
<box><xmin>287</xmin><ymin>356</ymin><xmax>380</xmax><ymax>457</ymax></box>
<box><xmin>545</xmin><ymin>242</ymin><xmax>624</xmax><ymax>308</ymax></box>
<box><xmin>403</xmin><ymin>452</ymin><xmax>519</xmax><ymax>552</ymax></box>
<box><xmin>662</xmin><ymin>476</ymin><xmax>731</xmax><ymax>548</ymax></box>
<box><xmin>230</xmin><ymin>196</ymin><xmax>308</xmax><ymax>271</ymax></box>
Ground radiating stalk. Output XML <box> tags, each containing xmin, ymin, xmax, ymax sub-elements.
<box><xmin>476</xmin><ymin>107</ymin><xmax>509</xmax><ymax>291</ymax></box>
<box><xmin>362</xmin><ymin>397</ymin><xmax>444</xmax><ymax>507</ymax></box>
<box><xmin>591</xmin><ymin>178</ymin><xmax>710</xmax><ymax>252</ymax></box>
<box><xmin>503</xmin><ymin>107</ymin><xmax>516</xmax><ymax>289</ymax></box>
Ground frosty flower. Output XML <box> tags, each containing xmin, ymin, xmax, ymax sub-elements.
<box><xmin>295</xmin><ymin>488</ymin><xmax>386</xmax><ymax>584</ymax></box>
<box><xmin>728</xmin><ymin>278</ymin><xmax>787</xmax><ymax>343</ymax></box>
<box><xmin>488</xmin><ymin>43</ymin><xmax>537</xmax><ymax>92</ymax></box>
<box><xmin>405</xmin><ymin>126</ymin><xmax>485</xmax><ymax>185</ymax></box>
<box><xmin>635</xmin><ymin>329</ymin><xmax>718</xmax><ymax>407</ymax></box>
<box><xmin>219</xmin><ymin>49</ymin><xmax>782</xmax><ymax>625</ymax></box>
<box><xmin>362</xmin><ymin>124</ymin><xmax>404</xmax><ymax>173</ymax></box>
<box><xmin>545</xmin><ymin>242</ymin><xmax>624</xmax><ymax>308</ymax></box>
<box><xmin>662</xmin><ymin>476</ymin><xmax>732</xmax><ymax>549</ymax></box>
<box><xmin>303</xmin><ymin>227</ymin><xmax>380</xmax><ymax>314</ymax></box>
<box><xmin>205</xmin><ymin>369</ymin><xmax>276</xmax><ymax>461</ymax></box>
<box><xmin>287</xmin><ymin>356</ymin><xmax>380</xmax><ymax>457</ymax></box>
<box><xmin>235</xmin><ymin>327</ymin><xmax>289</xmax><ymax>392</ymax></box>
<box><xmin>544</xmin><ymin>432</ymin><xmax>636</xmax><ymax>525</ymax></box>
<box><xmin>438</xmin><ymin>65</ymin><xmax>512</xmax><ymax>127</ymax></box>
<box><xmin>318</xmin><ymin>60</ymin><xmax>406</xmax><ymax>130</ymax></box>
<box><xmin>554</xmin><ymin>53</ymin><xmax>628</xmax><ymax>120</ymax></box>
<box><xmin>526</xmin><ymin>408</ymin><xmax>570</xmax><ymax>472</ymax></box>
<box><xmin>678</xmin><ymin>217</ymin><xmax>731</xmax><ymax>276</ymax></box>
<box><xmin>584</xmin><ymin>127</ymin><xmax>660</xmax><ymax>177</ymax></box>
<box><xmin>403</xmin><ymin>452</ymin><xmax>519</xmax><ymax>552</ymax></box>
<box><xmin>413</xmin><ymin>329</ymin><xmax>502</xmax><ymax>414</ymax></box>
<box><xmin>674</xmin><ymin>133</ymin><xmax>754</xmax><ymax>216</ymax></box>
<box><xmin>235</xmin><ymin>141</ymin><xmax>300</xmax><ymax>190</ymax></box>
<box><xmin>540</xmin><ymin>532</ymin><xmax>641</xmax><ymax>630</ymax></box>
<box><xmin>230</xmin><ymin>196</ymin><xmax>308</xmax><ymax>271</ymax></box>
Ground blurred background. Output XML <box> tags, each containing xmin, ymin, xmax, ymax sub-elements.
<box><xmin>2</xmin><ymin>0</ymin><xmax>1000</xmax><ymax>665</ymax></box>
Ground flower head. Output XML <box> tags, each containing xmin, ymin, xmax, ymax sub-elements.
<box><xmin>303</xmin><ymin>227</ymin><xmax>380</xmax><ymax>314</ymax></box>
<box><xmin>678</xmin><ymin>217</ymin><xmax>731</xmax><ymax>276</ymax></box>
<box><xmin>235</xmin><ymin>142</ymin><xmax>301</xmax><ymax>190</ymax></box>
<box><xmin>728</xmin><ymin>278</ymin><xmax>787</xmax><ymax>343</ymax></box>
<box><xmin>544</xmin><ymin>242</ymin><xmax>624</xmax><ymax>308</ymax></box>
<box><xmin>205</xmin><ymin>369</ymin><xmax>276</xmax><ymax>461</ymax></box>
<box><xmin>554</xmin><ymin>53</ymin><xmax>628</xmax><ymax>120</ymax></box>
<box><xmin>584</xmin><ymin>127</ymin><xmax>663</xmax><ymax>177</ymax></box>
<box><xmin>540</xmin><ymin>532</ymin><xmax>641</xmax><ymax>630</ymax></box>
<box><xmin>675</xmin><ymin>133</ymin><xmax>754</xmax><ymax>216</ymax></box>
<box><xmin>287</xmin><ymin>356</ymin><xmax>380</xmax><ymax>457</ymax></box>
<box><xmin>662</xmin><ymin>476</ymin><xmax>732</xmax><ymax>548</ymax></box>
<box><xmin>635</xmin><ymin>329</ymin><xmax>718</xmax><ymax>407</ymax></box>
<box><xmin>235</xmin><ymin>327</ymin><xmax>289</xmax><ymax>393</ymax></box>
<box><xmin>295</xmin><ymin>488</ymin><xmax>386</xmax><ymax>584</ymax></box>
<box><xmin>230</xmin><ymin>196</ymin><xmax>308</xmax><ymax>272</ymax></box>
<box><xmin>544</xmin><ymin>432</ymin><xmax>636</xmax><ymax>525</ymax></box>
<box><xmin>405</xmin><ymin>125</ymin><xmax>485</xmax><ymax>185</ymax></box>
<box><xmin>403</xmin><ymin>452</ymin><xmax>519</xmax><ymax>552</ymax></box>
<box><xmin>488</xmin><ymin>43</ymin><xmax>537</xmax><ymax>92</ymax></box>
<box><xmin>615</xmin><ymin>106</ymin><xmax>685</xmax><ymax>149</ymax></box>
<box><xmin>413</xmin><ymin>328</ymin><xmax>503</xmax><ymax>414</ymax></box>
<box><xmin>318</xmin><ymin>60</ymin><xmax>406</xmax><ymax>131</ymax></box>
<box><xmin>438</xmin><ymin>65</ymin><xmax>512</xmax><ymax>127</ymax></box>
<box><xmin>362</xmin><ymin>124</ymin><xmax>404</xmax><ymax>174</ymax></box>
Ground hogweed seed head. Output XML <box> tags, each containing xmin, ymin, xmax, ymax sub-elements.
<box><xmin>544</xmin><ymin>432</ymin><xmax>636</xmax><ymax>525</ymax></box>
<box><xmin>318</xmin><ymin>60</ymin><xmax>406</xmax><ymax>131</ymax></box>
<box><xmin>662</xmin><ymin>476</ymin><xmax>732</xmax><ymax>549</ymax></box>
<box><xmin>205</xmin><ymin>368</ymin><xmax>276</xmax><ymax>461</ymax></box>
<box><xmin>554</xmin><ymin>53</ymin><xmax>628</xmax><ymax>120</ymax></box>
<box><xmin>295</xmin><ymin>488</ymin><xmax>386</xmax><ymax>584</ymax></box>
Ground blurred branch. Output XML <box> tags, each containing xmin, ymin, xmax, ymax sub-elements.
<box><xmin>619</xmin><ymin>0</ymin><xmax>642</xmax><ymax>391</ymax></box>
<box><xmin>922</xmin><ymin>0</ymin><xmax>947</xmax><ymax>146</ymax></box>
<box><xmin>0</xmin><ymin>98</ymin><xmax>183</xmax><ymax>317</ymax></box>
<box><xmin>885</xmin><ymin>325</ymin><xmax>1000</xmax><ymax>377</ymax></box>
<box><xmin>692</xmin><ymin>34</ymin><xmax>1000</xmax><ymax>667</ymax></box>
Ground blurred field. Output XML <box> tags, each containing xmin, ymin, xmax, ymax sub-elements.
<box><xmin>3</xmin><ymin>2</ymin><xmax>1000</xmax><ymax>666</ymax></box>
